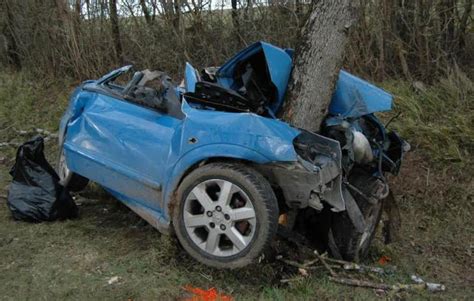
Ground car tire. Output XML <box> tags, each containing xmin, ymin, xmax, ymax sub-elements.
<box><xmin>57</xmin><ymin>145</ymin><xmax>89</xmax><ymax>192</ymax></box>
<box><xmin>172</xmin><ymin>162</ymin><xmax>279</xmax><ymax>269</ymax></box>
<box><xmin>329</xmin><ymin>170</ymin><xmax>384</xmax><ymax>262</ymax></box>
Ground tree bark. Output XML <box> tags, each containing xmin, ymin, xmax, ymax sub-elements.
<box><xmin>457</xmin><ymin>0</ymin><xmax>472</xmax><ymax>49</ymax></box>
<box><xmin>173</xmin><ymin>0</ymin><xmax>180</xmax><ymax>29</ymax></box>
<box><xmin>139</xmin><ymin>0</ymin><xmax>152</xmax><ymax>24</ymax></box>
<box><xmin>3</xmin><ymin>0</ymin><xmax>22</xmax><ymax>69</ymax></box>
<box><xmin>281</xmin><ymin>0</ymin><xmax>360</xmax><ymax>132</ymax></box>
<box><xmin>109</xmin><ymin>0</ymin><xmax>123</xmax><ymax>64</ymax></box>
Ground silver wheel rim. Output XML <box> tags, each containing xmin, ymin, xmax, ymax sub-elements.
<box><xmin>183</xmin><ymin>179</ymin><xmax>257</xmax><ymax>257</ymax></box>
<box><xmin>58</xmin><ymin>149</ymin><xmax>72</xmax><ymax>186</ymax></box>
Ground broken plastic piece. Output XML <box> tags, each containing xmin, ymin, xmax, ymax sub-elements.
<box><xmin>183</xmin><ymin>285</ymin><xmax>232</xmax><ymax>301</ymax></box>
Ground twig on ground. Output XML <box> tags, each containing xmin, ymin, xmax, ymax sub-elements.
<box><xmin>14</xmin><ymin>128</ymin><xmax>58</xmax><ymax>138</ymax></box>
<box><xmin>280</xmin><ymin>276</ymin><xmax>306</xmax><ymax>283</ymax></box>
<box><xmin>329</xmin><ymin>276</ymin><xmax>445</xmax><ymax>292</ymax></box>
<box><xmin>329</xmin><ymin>276</ymin><xmax>393</xmax><ymax>290</ymax></box>
<box><xmin>314</xmin><ymin>250</ymin><xmax>337</xmax><ymax>277</ymax></box>
<box><xmin>279</xmin><ymin>253</ymin><xmax>446</xmax><ymax>293</ymax></box>
<box><xmin>276</xmin><ymin>256</ymin><xmax>307</xmax><ymax>269</ymax></box>
<box><xmin>323</xmin><ymin>256</ymin><xmax>386</xmax><ymax>274</ymax></box>
<box><xmin>0</xmin><ymin>142</ymin><xmax>21</xmax><ymax>148</ymax></box>
<box><xmin>1</xmin><ymin>128</ymin><xmax>58</xmax><ymax>148</ymax></box>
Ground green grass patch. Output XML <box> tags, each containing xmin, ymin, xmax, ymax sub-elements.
<box><xmin>381</xmin><ymin>70</ymin><xmax>474</xmax><ymax>169</ymax></box>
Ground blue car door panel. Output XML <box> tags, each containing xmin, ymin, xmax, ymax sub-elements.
<box><xmin>63</xmin><ymin>91</ymin><xmax>181</xmax><ymax>211</ymax></box>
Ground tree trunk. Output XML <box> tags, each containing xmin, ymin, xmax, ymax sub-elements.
<box><xmin>282</xmin><ymin>0</ymin><xmax>360</xmax><ymax>132</ymax></box>
<box><xmin>457</xmin><ymin>0</ymin><xmax>472</xmax><ymax>50</ymax></box>
<box><xmin>139</xmin><ymin>0</ymin><xmax>152</xmax><ymax>25</ymax></box>
<box><xmin>109</xmin><ymin>0</ymin><xmax>123</xmax><ymax>64</ymax></box>
<box><xmin>3</xmin><ymin>0</ymin><xmax>22</xmax><ymax>69</ymax></box>
<box><xmin>173</xmin><ymin>0</ymin><xmax>180</xmax><ymax>30</ymax></box>
<box><xmin>231</xmin><ymin>0</ymin><xmax>239</xmax><ymax>28</ymax></box>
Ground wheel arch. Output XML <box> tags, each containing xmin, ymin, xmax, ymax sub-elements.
<box><xmin>163</xmin><ymin>144</ymin><xmax>284</xmax><ymax>221</ymax></box>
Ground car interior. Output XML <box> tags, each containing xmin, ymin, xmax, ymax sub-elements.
<box><xmin>183</xmin><ymin>49</ymin><xmax>278</xmax><ymax>116</ymax></box>
<box><xmin>100</xmin><ymin>48</ymin><xmax>278</xmax><ymax>119</ymax></box>
<box><xmin>103</xmin><ymin>69</ymin><xmax>184</xmax><ymax>119</ymax></box>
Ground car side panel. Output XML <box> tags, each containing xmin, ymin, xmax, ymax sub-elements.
<box><xmin>63</xmin><ymin>90</ymin><xmax>182</xmax><ymax>212</ymax></box>
<box><xmin>158</xmin><ymin>102</ymin><xmax>301</xmax><ymax>222</ymax></box>
<box><xmin>61</xmin><ymin>91</ymin><xmax>301</xmax><ymax>232</ymax></box>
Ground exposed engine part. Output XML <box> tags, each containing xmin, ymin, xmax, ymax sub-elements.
<box><xmin>308</xmin><ymin>192</ymin><xmax>324</xmax><ymax>211</ymax></box>
<box><xmin>351</xmin><ymin>130</ymin><xmax>373</xmax><ymax>164</ymax></box>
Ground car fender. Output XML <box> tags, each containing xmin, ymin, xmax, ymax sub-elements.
<box><xmin>58</xmin><ymin>85</ymin><xmax>96</xmax><ymax>146</ymax></box>
<box><xmin>161</xmin><ymin>142</ymin><xmax>281</xmax><ymax>221</ymax></box>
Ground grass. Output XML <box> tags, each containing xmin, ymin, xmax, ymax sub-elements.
<box><xmin>0</xmin><ymin>70</ymin><xmax>473</xmax><ymax>300</ymax></box>
<box><xmin>381</xmin><ymin>69</ymin><xmax>474</xmax><ymax>168</ymax></box>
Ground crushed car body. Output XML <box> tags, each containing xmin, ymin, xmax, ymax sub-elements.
<box><xmin>58</xmin><ymin>41</ymin><xmax>407</xmax><ymax>268</ymax></box>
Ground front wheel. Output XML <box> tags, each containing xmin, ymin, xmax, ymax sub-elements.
<box><xmin>172</xmin><ymin>163</ymin><xmax>279</xmax><ymax>269</ymax></box>
<box><xmin>329</xmin><ymin>170</ymin><xmax>384</xmax><ymax>261</ymax></box>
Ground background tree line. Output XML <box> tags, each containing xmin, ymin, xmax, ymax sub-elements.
<box><xmin>1</xmin><ymin>0</ymin><xmax>472</xmax><ymax>82</ymax></box>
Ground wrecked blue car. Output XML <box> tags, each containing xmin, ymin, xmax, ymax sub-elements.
<box><xmin>58</xmin><ymin>42</ymin><xmax>406</xmax><ymax>268</ymax></box>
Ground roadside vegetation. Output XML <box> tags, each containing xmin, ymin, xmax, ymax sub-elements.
<box><xmin>0</xmin><ymin>68</ymin><xmax>472</xmax><ymax>299</ymax></box>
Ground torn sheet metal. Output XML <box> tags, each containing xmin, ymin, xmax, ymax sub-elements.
<box><xmin>216</xmin><ymin>41</ymin><xmax>292</xmax><ymax>114</ymax></box>
<box><xmin>329</xmin><ymin>70</ymin><xmax>393</xmax><ymax>118</ymax></box>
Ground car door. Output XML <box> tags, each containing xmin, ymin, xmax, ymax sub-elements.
<box><xmin>63</xmin><ymin>70</ymin><xmax>182</xmax><ymax>211</ymax></box>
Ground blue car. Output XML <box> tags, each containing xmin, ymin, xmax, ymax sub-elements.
<box><xmin>57</xmin><ymin>42</ymin><xmax>406</xmax><ymax>268</ymax></box>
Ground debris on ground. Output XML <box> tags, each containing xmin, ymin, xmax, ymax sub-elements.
<box><xmin>107</xmin><ymin>276</ymin><xmax>121</xmax><ymax>285</ymax></box>
<box><xmin>0</xmin><ymin>128</ymin><xmax>58</xmax><ymax>148</ymax></box>
<box><xmin>378</xmin><ymin>255</ymin><xmax>391</xmax><ymax>265</ymax></box>
<box><xmin>278</xmin><ymin>251</ymin><xmax>446</xmax><ymax>293</ymax></box>
<box><xmin>410</xmin><ymin>275</ymin><xmax>446</xmax><ymax>292</ymax></box>
<box><xmin>276</xmin><ymin>233</ymin><xmax>446</xmax><ymax>294</ymax></box>
<box><xmin>182</xmin><ymin>286</ymin><xmax>232</xmax><ymax>301</ymax></box>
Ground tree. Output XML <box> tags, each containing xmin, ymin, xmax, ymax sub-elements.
<box><xmin>139</xmin><ymin>0</ymin><xmax>152</xmax><ymax>25</ymax></box>
<box><xmin>2</xmin><ymin>0</ymin><xmax>22</xmax><ymax>70</ymax></box>
<box><xmin>282</xmin><ymin>0</ymin><xmax>360</xmax><ymax>132</ymax></box>
<box><xmin>109</xmin><ymin>0</ymin><xmax>123</xmax><ymax>64</ymax></box>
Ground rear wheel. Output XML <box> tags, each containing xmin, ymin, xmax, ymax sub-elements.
<box><xmin>329</xmin><ymin>171</ymin><xmax>384</xmax><ymax>261</ymax></box>
<box><xmin>172</xmin><ymin>163</ymin><xmax>279</xmax><ymax>269</ymax></box>
<box><xmin>57</xmin><ymin>146</ymin><xmax>89</xmax><ymax>192</ymax></box>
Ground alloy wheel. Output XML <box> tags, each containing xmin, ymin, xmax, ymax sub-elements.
<box><xmin>183</xmin><ymin>179</ymin><xmax>257</xmax><ymax>257</ymax></box>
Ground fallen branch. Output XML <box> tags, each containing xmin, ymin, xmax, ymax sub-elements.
<box><xmin>276</xmin><ymin>256</ymin><xmax>339</xmax><ymax>270</ymax></box>
<box><xmin>329</xmin><ymin>277</ymin><xmax>445</xmax><ymax>292</ymax></box>
<box><xmin>322</xmin><ymin>256</ymin><xmax>387</xmax><ymax>274</ymax></box>
<box><xmin>329</xmin><ymin>276</ymin><xmax>393</xmax><ymax>290</ymax></box>
<box><xmin>0</xmin><ymin>142</ymin><xmax>21</xmax><ymax>148</ymax></box>
<box><xmin>14</xmin><ymin>128</ymin><xmax>58</xmax><ymax>138</ymax></box>
<box><xmin>280</xmin><ymin>276</ymin><xmax>306</xmax><ymax>284</ymax></box>
<box><xmin>314</xmin><ymin>250</ymin><xmax>337</xmax><ymax>277</ymax></box>
<box><xmin>277</xmin><ymin>245</ymin><xmax>446</xmax><ymax>293</ymax></box>
<box><xmin>1</xmin><ymin>128</ymin><xmax>58</xmax><ymax>148</ymax></box>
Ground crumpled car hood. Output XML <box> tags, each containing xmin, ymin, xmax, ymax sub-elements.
<box><xmin>184</xmin><ymin>41</ymin><xmax>393</xmax><ymax>118</ymax></box>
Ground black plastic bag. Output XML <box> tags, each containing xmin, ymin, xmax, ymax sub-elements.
<box><xmin>7</xmin><ymin>136</ymin><xmax>78</xmax><ymax>222</ymax></box>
